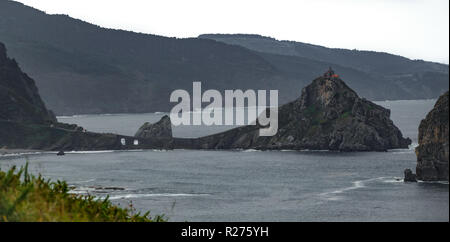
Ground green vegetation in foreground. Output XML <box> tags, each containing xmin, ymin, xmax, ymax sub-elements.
<box><xmin>0</xmin><ymin>164</ymin><xmax>165</xmax><ymax>222</ymax></box>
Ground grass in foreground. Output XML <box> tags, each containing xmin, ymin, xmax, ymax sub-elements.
<box><xmin>0</xmin><ymin>164</ymin><xmax>165</xmax><ymax>222</ymax></box>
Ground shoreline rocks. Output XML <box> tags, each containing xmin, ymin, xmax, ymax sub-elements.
<box><xmin>415</xmin><ymin>91</ymin><xmax>449</xmax><ymax>181</ymax></box>
<box><xmin>404</xmin><ymin>169</ymin><xmax>417</xmax><ymax>182</ymax></box>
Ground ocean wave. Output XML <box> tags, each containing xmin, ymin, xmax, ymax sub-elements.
<box><xmin>241</xmin><ymin>149</ymin><xmax>261</xmax><ymax>152</ymax></box>
<box><xmin>66</xmin><ymin>150</ymin><xmax>116</xmax><ymax>154</ymax></box>
<box><xmin>104</xmin><ymin>193</ymin><xmax>209</xmax><ymax>200</ymax></box>
<box><xmin>65</xmin><ymin>149</ymin><xmax>153</xmax><ymax>154</ymax></box>
<box><xmin>57</xmin><ymin>114</ymin><xmax>88</xmax><ymax>119</ymax></box>
<box><xmin>0</xmin><ymin>151</ymin><xmax>56</xmax><ymax>157</ymax></box>
<box><xmin>68</xmin><ymin>185</ymin><xmax>126</xmax><ymax>195</ymax></box>
<box><xmin>409</xmin><ymin>143</ymin><xmax>419</xmax><ymax>150</ymax></box>
<box><xmin>418</xmin><ymin>180</ymin><xmax>449</xmax><ymax>185</ymax></box>
<box><xmin>389</xmin><ymin>143</ymin><xmax>418</xmax><ymax>154</ymax></box>
<box><xmin>71</xmin><ymin>178</ymin><xmax>97</xmax><ymax>184</ymax></box>
<box><xmin>0</xmin><ymin>149</ymin><xmax>171</xmax><ymax>158</ymax></box>
<box><xmin>381</xmin><ymin>177</ymin><xmax>404</xmax><ymax>183</ymax></box>
<box><xmin>390</xmin><ymin>150</ymin><xmax>414</xmax><ymax>154</ymax></box>
<box><xmin>68</xmin><ymin>186</ymin><xmax>97</xmax><ymax>194</ymax></box>
<box><xmin>301</xmin><ymin>149</ymin><xmax>333</xmax><ymax>152</ymax></box>
<box><xmin>319</xmin><ymin>177</ymin><xmax>399</xmax><ymax>201</ymax></box>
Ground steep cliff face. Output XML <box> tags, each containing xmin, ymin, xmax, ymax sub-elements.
<box><xmin>0</xmin><ymin>42</ymin><xmax>171</xmax><ymax>151</ymax></box>
<box><xmin>415</xmin><ymin>91</ymin><xmax>449</xmax><ymax>181</ymax></box>
<box><xmin>0</xmin><ymin>42</ymin><xmax>56</xmax><ymax>124</ymax></box>
<box><xmin>175</xmin><ymin>73</ymin><xmax>411</xmax><ymax>151</ymax></box>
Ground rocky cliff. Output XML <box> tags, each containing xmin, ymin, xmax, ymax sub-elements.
<box><xmin>415</xmin><ymin>91</ymin><xmax>449</xmax><ymax>181</ymax></box>
<box><xmin>135</xmin><ymin>115</ymin><xmax>172</xmax><ymax>139</ymax></box>
<box><xmin>0</xmin><ymin>42</ymin><xmax>171</xmax><ymax>151</ymax></box>
<box><xmin>0</xmin><ymin>42</ymin><xmax>56</xmax><ymax>124</ymax></box>
<box><xmin>174</xmin><ymin>72</ymin><xmax>411</xmax><ymax>151</ymax></box>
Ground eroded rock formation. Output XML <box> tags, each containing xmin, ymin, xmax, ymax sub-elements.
<box><xmin>415</xmin><ymin>91</ymin><xmax>449</xmax><ymax>181</ymax></box>
<box><xmin>135</xmin><ymin>115</ymin><xmax>172</xmax><ymax>138</ymax></box>
<box><xmin>174</xmin><ymin>73</ymin><xmax>411</xmax><ymax>151</ymax></box>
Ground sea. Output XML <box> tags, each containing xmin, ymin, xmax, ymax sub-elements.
<box><xmin>0</xmin><ymin>99</ymin><xmax>448</xmax><ymax>221</ymax></box>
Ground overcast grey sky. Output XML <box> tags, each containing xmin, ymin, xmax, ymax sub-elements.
<box><xmin>15</xmin><ymin>0</ymin><xmax>449</xmax><ymax>64</ymax></box>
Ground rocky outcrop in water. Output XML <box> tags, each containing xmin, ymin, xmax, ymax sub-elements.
<box><xmin>135</xmin><ymin>115</ymin><xmax>172</xmax><ymax>138</ymax></box>
<box><xmin>415</xmin><ymin>91</ymin><xmax>449</xmax><ymax>181</ymax></box>
<box><xmin>404</xmin><ymin>169</ymin><xmax>417</xmax><ymax>182</ymax></box>
<box><xmin>175</xmin><ymin>71</ymin><xmax>411</xmax><ymax>151</ymax></box>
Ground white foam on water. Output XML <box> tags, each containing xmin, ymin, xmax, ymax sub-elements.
<box><xmin>418</xmin><ymin>180</ymin><xmax>449</xmax><ymax>185</ymax></box>
<box><xmin>301</xmin><ymin>149</ymin><xmax>332</xmax><ymax>152</ymax></box>
<box><xmin>68</xmin><ymin>185</ymin><xmax>128</xmax><ymax>195</ymax></box>
<box><xmin>409</xmin><ymin>142</ymin><xmax>419</xmax><ymax>150</ymax></box>
<box><xmin>57</xmin><ymin>114</ymin><xmax>88</xmax><ymax>119</ymax></box>
<box><xmin>381</xmin><ymin>177</ymin><xmax>404</xmax><ymax>183</ymax></box>
<box><xmin>71</xmin><ymin>178</ymin><xmax>96</xmax><ymax>184</ymax></box>
<box><xmin>319</xmin><ymin>177</ymin><xmax>394</xmax><ymax>201</ymax></box>
<box><xmin>105</xmin><ymin>193</ymin><xmax>210</xmax><ymax>200</ymax></box>
<box><xmin>0</xmin><ymin>149</ymin><xmax>171</xmax><ymax>158</ymax></box>
<box><xmin>151</xmin><ymin>149</ymin><xmax>169</xmax><ymax>152</ymax></box>
<box><xmin>388</xmin><ymin>143</ymin><xmax>418</xmax><ymax>154</ymax></box>
<box><xmin>241</xmin><ymin>149</ymin><xmax>261</xmax><ymax>153</ymax></box>
<box><xmin>0</xmin><ymin>151</ymin><xmax>56</xmax><ymax>157</ymax></box>
<box><xmin>390</xmin><ymin>150</ymin><xmax>414</xmax><ymax>154</ymax></box>
<box><xmin>68</xmin><ymin>186</ymin><xmax>97</xmax><ymax>194</ymax></box>
<box><xmin>66</xmin><ymin>150</ymin><xmax>115</xmax><ymax>154</ymax></box>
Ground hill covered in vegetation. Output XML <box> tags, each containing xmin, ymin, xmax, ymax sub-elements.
<box><xmin>200</xmin><ymin>34</ymin><xmax>449</xmax><ymax>101</ymax></box>
<box><xmin>0</xmin><ymin>1</ymin><xmax>448</xmax><ymax>115</ymax></box>
<box><xmin>0</xmin><ymin>164</ymin><xmax>165</xmax><ymax>222</ymax></box>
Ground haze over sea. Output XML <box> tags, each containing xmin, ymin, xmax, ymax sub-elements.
<box><xmin>0</xmin><ymin>99</ymin><xmax>448</xmax><ymax>221</ymax></box>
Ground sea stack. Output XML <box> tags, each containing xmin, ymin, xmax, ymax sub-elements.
<box><xmin>175</xmin><ymin>69</ymin><xmax>411</xmax><ymax>151</ymax></box>
<box><xmin>404</xmin><ymin>169</ymin><xmax>418</xmax><ymax>182</ymax></box>
<box><xmin>415</xmin><ymin>91</ymin><xmax>449</xmax><ymax>181</ymax></box>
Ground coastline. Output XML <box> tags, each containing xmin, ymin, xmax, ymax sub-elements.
<box><xmin>0</xmin><ymin>148</ymin><xmax>43</xmax><ymax>156</ymax></box>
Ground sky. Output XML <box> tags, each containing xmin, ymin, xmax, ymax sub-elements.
<box><xmin>15</xmin><ymin>0</ymin><xmax>450</xmax><ymax>64</ymax></box>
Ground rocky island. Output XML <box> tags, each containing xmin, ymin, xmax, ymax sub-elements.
<box><xmin>173</xmin><ymin>69</ymin><xmax>412</xmax><ymax>151</ymax></box>
<box><xmin>415</xmin><ymin>91</ymin><xmax>449</xmax><ymax>181</ymax></box>
<box><xmin>135</xmin><ymin>115</ymin><xmax>173</xmax><ymax>139</ymax></box>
